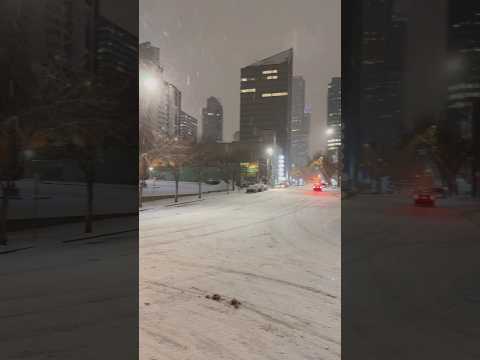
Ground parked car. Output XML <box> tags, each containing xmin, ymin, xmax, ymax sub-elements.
<box><xmin>413</xmin><ymin>191</ymin><xmax>435</xmax><ymax>206</ymax></box>
<box><xmin>313</xmin><ymin>183</ymin><xmax>323</xmax><ymax>192</ymax></box>
<box><xmin>260</xmin><ymin>183</ymin><xmax>268</xmax><ymax>191</ymax></box>
<box><xmin>246</xmin><ymin>183</ymin><xmax>260</xmax><ymax>193</ymax></box>
<box><xmin>205</xmin><ymin>178</ymin><xmax>220</xmax><ymax>185</ymax></box>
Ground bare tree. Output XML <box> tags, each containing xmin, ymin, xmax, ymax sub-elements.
<box><xmin>405</xmin><ymin>122</ymin><xmax>471</xmax><ymax>195</ymax></box>
<box><xmin>147</xmin><ymin>137</ymin><xmax>195</xmax><ymax>203</ymax></box>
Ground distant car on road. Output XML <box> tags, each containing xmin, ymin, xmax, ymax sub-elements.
<box><xmin>413</xmin><ymin>191</ymin><xmax>435</xmax><ymax>206</ymax></box>
<box><xmin>313</xmin><ymin>183</ymin><xmax>323</xmax><ymax>192</ymax></box>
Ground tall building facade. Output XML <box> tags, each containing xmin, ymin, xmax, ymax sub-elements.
<box><xmin>179</xmin><ymin>111</ymin><xmax>198</xmax><ymax>143</ymax></box>
<box><xmin>239</xmin><ymin>49</ymin><xmax>293</xmax><ymax>173</ymax></box>
<box><xmin>139</xmin><ymin>42</ymin><xmax>183</xmax><ymax>138</ymax></box>
<box><xmin>447</xmin><ymin>2</ymin><xmax>480</xmax><ymax>139</ymax></box>
<box><xmin>166</xmin><ymin>82</ymin><xmax>181</xmax><ymax>137</ymax></box>
<box><xmin>343</xmin><ymin>0</ymin><xmax>407</xmax><ymax>187</ymax></box>
<box><xmin>0</xmin><ymin>0</ymin><xmax>97</xmax><ymax>73</ymax></box>
<box><xmin>327</xmin><ymin>77</ymin><xmax>342</xmax><ymax>162</ymax></box>
<box><xmin>202</xmin><ymin>96</ymin><xmax>223</xmax><ymax>143</ymax></box>
<box><xmin>96</xmin><ymin>16</ymin><xmax>138</xmax><ymax>81</ymax></box>
<box><xmin>290</xmin><ymin>76</ymin><xmax>309</xmax><ymax>167</ymax></box>
<box><xmin>139</xmin><ymin>41</ymin><xmax>160</xmax><ymax>64</ymax></box>
<box><xmin>297</xmin><ymin>109</ymin><xmax>311</xmax><ymax>166</ymax></box>
<box><xmin>139</xmin><ymin>42</ymin><xmax>166</xmax><ymax>135</ymax></box>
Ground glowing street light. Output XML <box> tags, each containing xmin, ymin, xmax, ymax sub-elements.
<box><xmin>143</xmin><ymin>77</ymin><xmax>159</xmax><ymax>91</ymax></box>
<box><xmin>326</xmin><ymin>128</ymin><xmax>334</xmax><ymax>136</ymax></box>
<box><xmin>266</xmin><ymin>147</ymin><xmax>274</xmax><ymax>156</ymax></box>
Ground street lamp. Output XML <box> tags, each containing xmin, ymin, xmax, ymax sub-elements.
<box><xmin>266</xmin><ymin>147</ymin><xmax>274</xmax><ymax>156</ymax></box>
<box><xmin>326</xmin><ymin>128</ymin><xmax>334</xmax><ymax>136</ymax></box>
<box><xmin>143</xmin><ymin>77</ymin><xmax>159</xmax><ymax>91</ymax></box>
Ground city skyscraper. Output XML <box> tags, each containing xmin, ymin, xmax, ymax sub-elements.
<box><xmin>139</xmin><ymin>41</ymin><xmax>160</xmax><ymax>64</ymax></box>
<box><xmin>139</xmin><ymin>42</ymin><xmax>167</xmax><ymax>135</ymax></box>
<box><xmin>239</xmin><ymin>49</ymin><xmax>293</xmax><ymax>172</ymax></box>
<box><xmin>447</xmin><ymin>2</ymin><xmax>480</xmax><ymax>139</ymax></box>
<box><xmin>327</xmin><ymin>77</ymin><xmax>342</xmax><ymax>162</ymax></box>
<box><xmin>290</xmin><ymin>76</ymin><xmax>309</xmax><ymax>167</ymax></box>
<box><xmin>297</xmin><ymin>108</ymin><xmax>311</xmax><ymax>166</ymax></box>
<box><xmin>343</xmin><ymin>0</ymin><xmax>408</xmax><ymax>187</ymax></box>
<box><xmin>202</xmin><ymin>96</ymin><xmax>223</xmax><ymax>143</ymax></box>
<box><xmin>0</xmin><ymin>0</ymin><xmax>97</xmax><ymax>73</ymax></box>
<box><xmin>179</xmin><ymin>111</ymin><xmax>198</xmax><ymax>143</ymax></box>
<box><xmin>96</xmin><ymin>16</ymin><xmax>138</xmax><ymax>81</ymax></box>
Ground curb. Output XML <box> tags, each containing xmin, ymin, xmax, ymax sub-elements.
<box><xmin>0</xmin><ymin>246</ymin><xmax>35</xmax><ymax>255</ymax></box>
<box><xmin>141</xmin><ymin>189</ymin><xmax>230</xmax><ymax>203</ymax></box>
<box><xmin>63</xmin><ymin>229</ymin><xmax>138</xmax><ymax>243</ymax></box>
<box><xmin>6</xmin><ymin>212</ymin><xmax>137</xmax><ymax>233</ymax></box>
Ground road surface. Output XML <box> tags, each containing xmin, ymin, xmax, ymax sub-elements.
<box><xmin>343</xmin><ymin>194</ymin><xmax>480</xmax><ymax>359</ymax></box>
<box><xmin>0</xmin><ymin>217</ymin><xmax>138</xmax><ymax>360</ymax></box>
<box><xmin>140</xmin><ymin>186</ymin><xmax>341</xmax><ymax>360</ymax></box>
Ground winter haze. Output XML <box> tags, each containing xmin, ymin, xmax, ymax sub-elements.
<box><xmin>140</xmin><ymin>0</ymin><xmax>340</xmax><ymax>156</ymax></box>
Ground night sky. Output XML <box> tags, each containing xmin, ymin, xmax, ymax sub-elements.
<box><xmin>140</xmin><ymin>0</ymin><xmax>340</xmax><ymax>155</ymax></box>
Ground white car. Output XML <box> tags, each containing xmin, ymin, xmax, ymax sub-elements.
<box><xmin>246</xmin><ymin>183</ymin><xmax>260</xmax><ymax>193</ymax></box>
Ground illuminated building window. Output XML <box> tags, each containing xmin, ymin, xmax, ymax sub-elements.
<box><xmin>262</xmin><ymin>92</ymin><xmax>288</xmax><ymax>97</ymax></box>
<box><xmin>267</xmin><ymin>75</ymin><xmax>278</xmax><ymax>80</ymax></box>
<box><xmin>241</xmin><ymin>88</ymin><xmax>256</xmax><ymax>93</ymax></box>
<box><xmin>241</xmin><ymin>78</ymin><xmax>248</xmax><ymax>82</ymax></box>
<box><xmin>262</xmin><ymin>69</ymin><xmax>278</xmax><ymax>75</ymax></box>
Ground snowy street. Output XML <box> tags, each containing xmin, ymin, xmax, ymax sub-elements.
<box><xmin>343</xmin><ymin>194</ymin><xmax>480</xmax><ymax>359</ymax></box>
<box><xmin>140</xmin><ymin>186</ymin><xmax>341</xmax><ymax>360</ymax></box>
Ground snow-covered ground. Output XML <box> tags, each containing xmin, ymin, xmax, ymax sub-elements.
<box><xmin>7</xmin><ymin>179</ymin><xmax>137</xmax><ymax>219</ymax></box>
<box><xmin>140</xmin><ymin>186</ymin><xmax>341</xmax><ymax>359</ymax></box>
<box><xmin>6</xmin><ymin>179</ymin><xmax>228</xmax><ymax>220</ymax></box>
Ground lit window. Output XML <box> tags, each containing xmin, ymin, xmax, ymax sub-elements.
<box><xmin>262</xmin><ymin>69</ymin><xmax>278</xmax><ymax>75</ymax></box>
<box><xmin>207</xmin><ymin>112</ymin><xmax>214</xmax><ymax>115</ymax></box>
<box><xmin>267</xmin><ymin>75</ymin><xmax>278</xmax><ymax>80</ymax></box>
<box><xmin>262</xmin><ymin>92</ymin><xmax>288</xmax><ymax>98</ymax></box>
<box><xmin>241</xmin><ymin>88</ymin><xmax>256</xmax><ymax>93</ymax></box>
<box><xmin>241</xmin><ymin>78</ymin><xmax>248</xmax><ymax>82</ymax></box>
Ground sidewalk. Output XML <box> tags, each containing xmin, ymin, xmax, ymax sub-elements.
<box><xmin>1</xmin><ymin>216</ymin><xmax>137</xmax><ymax>255</ymax></box>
